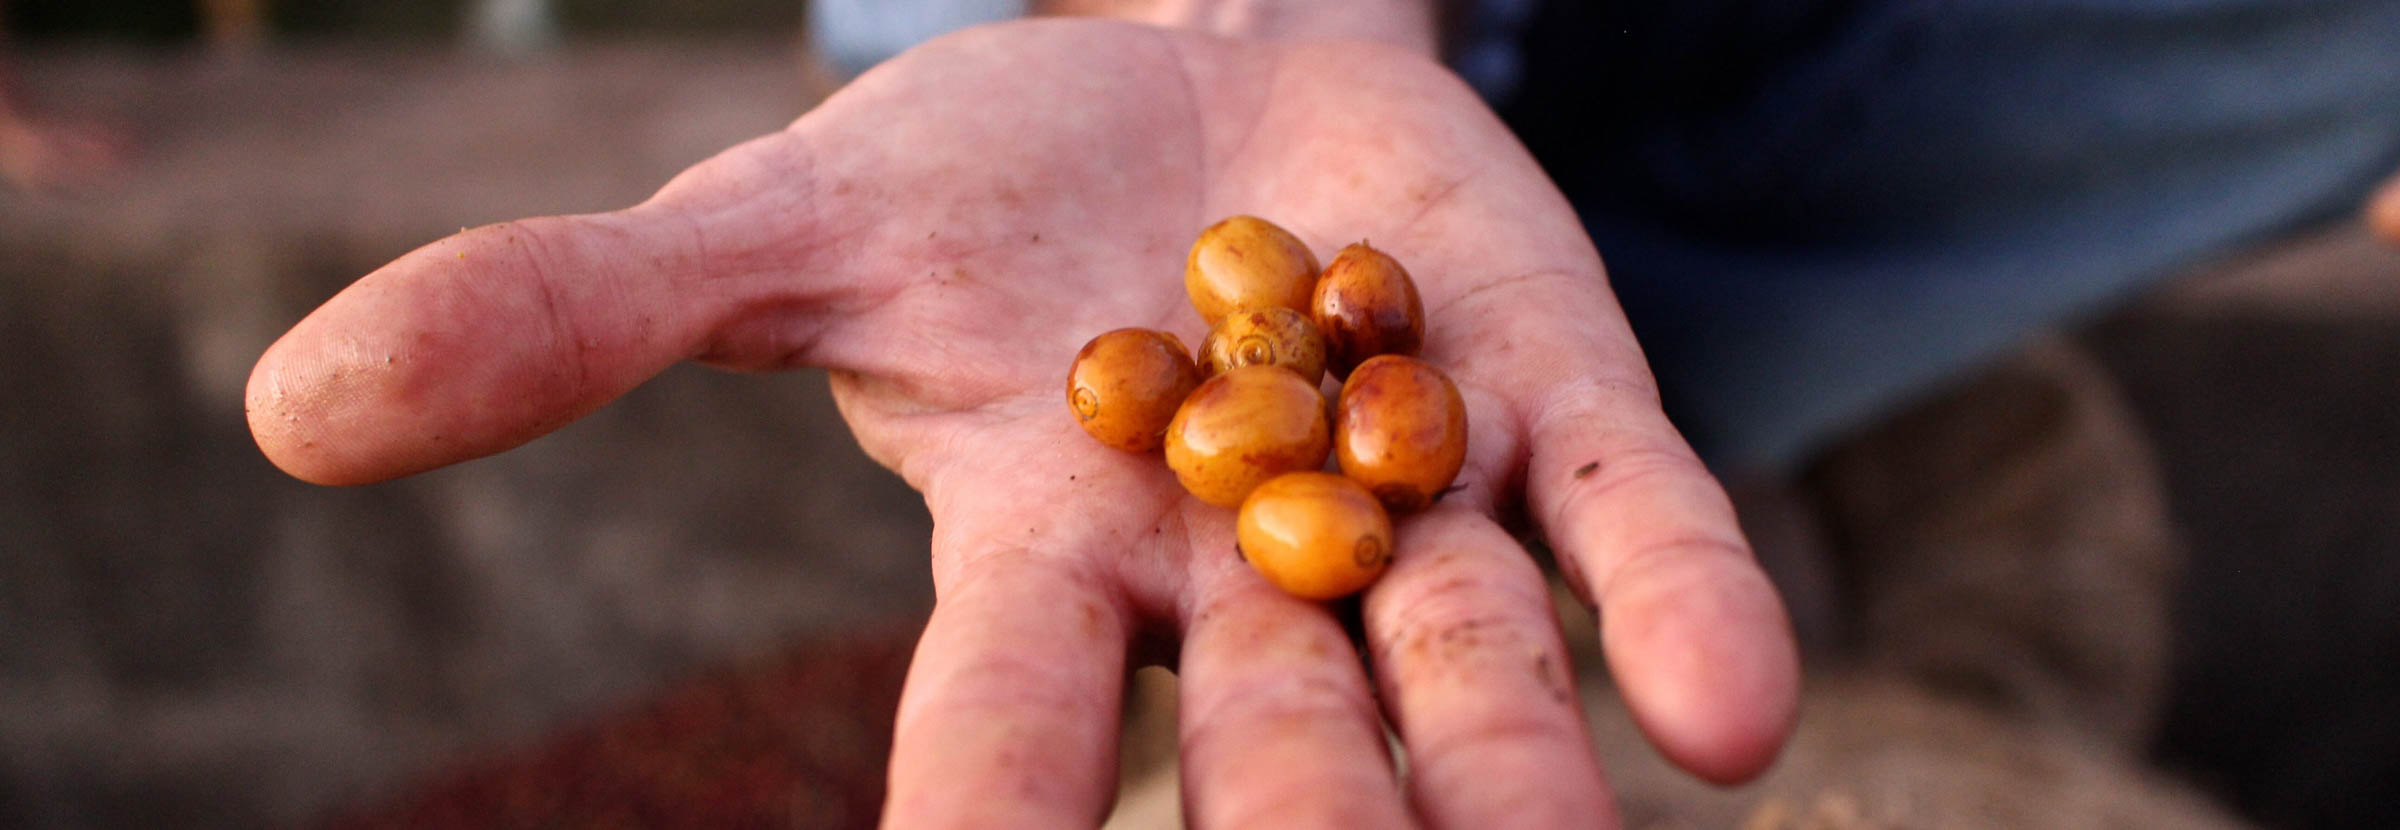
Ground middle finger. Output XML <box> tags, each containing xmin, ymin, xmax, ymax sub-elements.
<box><xmin>1176</xmin><ymin>526</ymin><xmax>1414</xmax><ymax>828</ymax></box>
<box><xmin>1364</xmin><ymin>505</ymin><xmax>1615</xmax><ymax>828</ymax></box>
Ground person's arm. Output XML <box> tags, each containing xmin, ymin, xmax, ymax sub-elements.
<box><xmin>1038</xmin><ymin>0</ymin><xmax>1441</xmax><ymax>56</ymax></box>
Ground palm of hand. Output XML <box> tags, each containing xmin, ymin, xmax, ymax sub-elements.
<box><xmin>249</xmin><ymin>19</ymin><xmax>1796</xmax><ymax>828</ymax></box>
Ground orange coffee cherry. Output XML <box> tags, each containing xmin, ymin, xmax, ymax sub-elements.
<box><xmin>1067</xmin><ymin>328</ymin><xmax>1202</xmax><ymax>453</ymax></box>
<box><xmin>1185</xmin><ymin>215</ymin><xmax>1320</xmax><ymax>325</ymax></box>
<box><xmin>1336</xmin><ymin>355</ymin><xmax>1468</xmax><ymax>513</ymax></box>
<box><xmin>1312</xmin><ymin>241</ymin><xmax>1425</xmax><ymax>378</ymax></box>
<box><xmin>1199</xmin><ymin>306</ymin><xmax>1327</xmax><ymax>383</ymax></box>
<box><xmin>1237</xmin><ymin>472</ymin><xmax>1395</xmax><ymax>600</ymax></box>
<box><xmin>1165</xmin><ymin>365</ymin><xmax>1331</xmax><ymax>508</ymax></box>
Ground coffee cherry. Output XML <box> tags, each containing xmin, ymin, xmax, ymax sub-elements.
<box><xmin>1066</xmin><ymin>328</ymin><xmax>1202</xmax><ymax>452</ymax></box>
<box><xmin>1199</xmin><ymin>306</ymin><xmax>1327</xmax><ymax>383</ymax></box>
<box><xmin>1312</xmin><ymin>241</ymin><xmax>1424</xmax><ymax>378</ymax></box>
<box><xmin>1335</xmin><ymin>354</ymin><xmax>1467</xmax><ymax>513</ymax></box>
<box><xmin>1185</xmin><ymin>215</ymin><xmax>1320</xmax><ymax>325</ymax></box>
<box><xmin>1165</xmin><ymin>365</ymin><xmax>1331</xmax><ymax>508</ymax></box>
<box><xmin>1237</xmin><ymin>472</ymin><xmax>1394</xmax><ymax>600</ymax></box>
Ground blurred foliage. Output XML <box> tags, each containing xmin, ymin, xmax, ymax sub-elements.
<box><xmin>2</xmin><ymin>0</ymin><xmax>804</xmax><ymax>40</ymax></box>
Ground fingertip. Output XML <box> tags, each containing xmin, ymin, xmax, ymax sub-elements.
<box><xmin>245</xmin><ymin>334</ymin><xmax>353</xmax><ymax>485</ymax></box>
<box><xmin>1601</xmin><ymin>554</ymin><xmax>1800</xmax><ymax>785</ymax></box>
<box><xmin>243</xmin><ymin>217</ymin><xmax>684</xmax><ymax>486</ymax></box>
<box><xmin>242</xmin><ymin>274</ymin><xmax>459</xmax><ymax>487</ymax></box>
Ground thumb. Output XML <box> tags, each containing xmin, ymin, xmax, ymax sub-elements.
<box><xmin>246</xmin><ymin>130</ymin><xmax>835</xmax><ymax>485</ymax></box>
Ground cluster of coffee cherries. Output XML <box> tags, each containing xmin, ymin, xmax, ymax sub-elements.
<box><xmin>1066</xmin><ymin>216</ymin><xmax>1467</xmax><ymax>600</ymax></box>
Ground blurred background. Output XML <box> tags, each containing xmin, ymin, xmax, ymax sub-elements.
<box><xmin>0</xmin><ymin>1</ymin><xmax>2395</xmax><ymax>828</ymax></box>
<box><xmin>2</xmin><ymin>2</ymin><xmax>938</xmax><ymax>827</ymax></box>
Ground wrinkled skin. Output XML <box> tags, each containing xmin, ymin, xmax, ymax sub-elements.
<box><xmin>245</xmin><ymin>20</ymin><xmax>1797</xmax><ymax>829</ymax></box>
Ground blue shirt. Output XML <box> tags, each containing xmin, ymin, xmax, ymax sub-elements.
<box><xmin>1481</xmin><ymin>0</ymin><xmax>2400</xmax><ymax>468</ymax></box>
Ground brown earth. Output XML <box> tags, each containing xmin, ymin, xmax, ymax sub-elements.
<box><xmin>1</xmin><ymin>44</ymin><xmax>932</xmax><ymax>828</ymax></box>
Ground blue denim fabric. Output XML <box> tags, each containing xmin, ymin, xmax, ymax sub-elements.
<box><xmin>807</xmin><ymin>0</ymin><xmax>1023</xmax><ymax>75</ymax></box>
<box><xmin>1492</xmin><ymin>0</ymin><xmax>2400</xmax><ymax>470</ymax></box>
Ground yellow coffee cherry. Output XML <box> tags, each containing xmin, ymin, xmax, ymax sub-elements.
<box><xmin>1237</xmin><ymin>472</ymin><xmax>1395</xmax><ymax>600</ymax></box>
<box><xmin>1066</xmin><ymin>328</ymin><xmax>1202</xmax><ymax>452</ymax></box>
<box><xmin>1165</xmin><ymin>365</ymin><xmax>1331</xmax><ymax>508</ymax></box>
<box><xmin>1199</xmin><ymin>306</ymin><xmax>1327</xmax><ymax>383</ymax></box>
<box><xmin>1335</xmin><ymin>354</ymin><xmax>1467</xmax><ymax>513</ymax></box>
<box><xmin>1186</xmin><ymin>215</ymin><xmax>1320</xmax><ymax>325</ymax></box>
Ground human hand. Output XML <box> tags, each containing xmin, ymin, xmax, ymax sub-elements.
<box><xmin>246</xmin><ymin>20</ymin><xmax>1797</xmax><ymax>828</ymax></box>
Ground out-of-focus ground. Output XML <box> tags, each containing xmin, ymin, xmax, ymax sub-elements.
<box><xmin>2091</xmin><ymin>228</ymin><xmax>2400</xmax><ymax>828</ymax></box>
<box><xmin>1</xmin><ymin>44</ymin><xmax>932</xmax><ymax>827</ymax></box>
<box><xmin>0</xmin><ymin>42</ymin><xmax>2395</xmax><ymax>830</ymax></box>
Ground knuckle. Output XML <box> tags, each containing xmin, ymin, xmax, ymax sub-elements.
<box><xmin>1539</xmin><ymin>439</ymin><xmax>1716</xmax><ymax>533</ymax></box>
<box><xmin>1371</xmin><ymin>538</ymin><xmax>1559</xmax><ymax>683</ymax></box>
<box><xmin>1208</xmin><ymin>782</ymin><xmax>1399</xmax><ymax>830</ymax></box>
<box><xmin>1528</xmin><ymin>375</ymin><xmax>1663</xmax><ymax>440</ymax></box>
<box><xmin>1379</xmin><ymin>603</ymin><xmax>1538</xmax><ymax>687</ymax></box>
<box><xmin>1593</xmin><ymin>533</ymin><xmax>1755</xmax><ymax>603</ymax></box>
<box><xmin>1416</xmin><ymin>710</ymin><xmax>1580</xmax><ymax>762</ymax></box>
<box><xmin>1577</xmin><ymin>441</ymin><xmax>1713</xmax><ymax>499</ymax></box>
<box><xmin>1180</xmin><ymin>671</ymin><xmax>1369</xmax><ymax>760</ymax></box>
<box><xmin>896</xmin><ymin>651</ymin><xmax>1090</xmax><ymax>735</ymax></box>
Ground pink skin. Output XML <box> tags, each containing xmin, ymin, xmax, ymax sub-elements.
<box><xmin>245</xmin><ymin>20</ymin><xmax>1798</xmax><ymax>829</ymax></box>
<box><xmin>0</xmin><ymin>93</ymin><xmax>126</xmax><ymax>193</ymax></box>
<box><xmin>2371</xmin><ymin>171</ymin><xmax>2400</xmax><ymax>245</ymax></box>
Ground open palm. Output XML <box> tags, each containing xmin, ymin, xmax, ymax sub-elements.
<box><xmin>248</xmin><ymin>20</ymin><xmax>1796</xmax><ymax>828</ymax></box>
